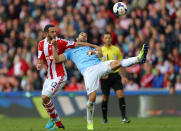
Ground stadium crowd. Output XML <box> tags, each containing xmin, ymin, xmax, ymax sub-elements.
<box><xmin>0</xmin><ymin>0</ymin><xmax>181</xmax><ymax>93</ymax></box>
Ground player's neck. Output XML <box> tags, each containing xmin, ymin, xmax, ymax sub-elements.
<box><xmin>105</xmin><ymin>44</ymin><xmax>112</xmax><ymax>48</ymax></box>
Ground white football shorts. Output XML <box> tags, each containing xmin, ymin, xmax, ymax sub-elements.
<box><xmin>42</xmin><ymin>76</ymin><xmax>67</xmax><ymax>98</ymax></box>
<box><xmin>83</xmin><ymin>60</ymin><xmax>114</xmax><ymax>95</ymax></box>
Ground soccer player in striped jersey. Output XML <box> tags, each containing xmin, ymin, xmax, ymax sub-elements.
<box><xmin>52</xmin><ymin>32</ymin><xmax>149</xmax><ymax>130</ymax></box>
<box><xmin>36</xmin><ymin>25</ymin><xmax>98</xmax><ymax>130</ymax></box>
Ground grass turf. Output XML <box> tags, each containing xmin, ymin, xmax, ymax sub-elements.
<box><xmin>0</xmin><ymin>117</ymin><xmax>181</xmax><ymax>131</ymax></box>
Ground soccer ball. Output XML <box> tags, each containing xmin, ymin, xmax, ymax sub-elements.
<box><xmin>113</xmin><ymin>2</ymin><xmax>127</xmax><ymax>16</ymax></box>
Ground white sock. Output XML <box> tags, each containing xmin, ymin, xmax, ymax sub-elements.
<box><xmin>121</xmin><ymin>57</ymin><xmax>139</xmax><ymax>67</ymax></box>
<box><xmin>86</xmin><ymin>100</ymin><xmax>95</xmax><ymax>124</ymax></box>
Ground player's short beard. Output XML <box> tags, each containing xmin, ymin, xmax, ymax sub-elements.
<box><xmin>48</xmin><ymin>35</ymin><xmax>53</xmax><ymax>41</ymax></box>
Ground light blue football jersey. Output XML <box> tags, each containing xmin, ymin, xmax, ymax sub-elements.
<box><xmin>64</xmin><ymin>46</ymin><xmax>101</xmax><ymax>74</ymax></box>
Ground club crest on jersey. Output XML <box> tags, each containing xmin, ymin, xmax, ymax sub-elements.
<box><xmin>103</xmin><ymin>56</ymin><xmax>107</xmax><ymax>60</ymax></box>
<box><xmin>113</xmin><ymin>55</ymin><xmax>117</xmax><ymax>59</ymax></box>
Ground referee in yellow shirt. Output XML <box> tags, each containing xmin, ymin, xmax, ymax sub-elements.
<box><xmin>101</xmin><ymin>32</ymin><xmax>130</xmax><ymax>123</ymax></box>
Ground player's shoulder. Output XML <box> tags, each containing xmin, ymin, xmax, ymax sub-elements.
<box><xmin>59</xmin><ymin>38</ymin><xmax>69</xmax><ymax>43</ymax></box>
<box><xmin>39</xmin><ymin>39</ymin><xmax>45</xmax><ymax>45</ymax></box>
<box><xmin>101</xmin><ymin>45</ymin><xmax>107</xmax><ymax>50</ymax></box>
<box><xmin>38</xmin><ymin>39</ymin><xmax>45</xmax><ymax>50</ymax></box>
<box><xmin>111</xmin><ymin>45</ymin><xmax>121</xmax><ymax>51</ymax></box>
<box><xmin>111</xmin><ymin>45</ymin><xmax>119</xmax><ymax>50</ymax></box>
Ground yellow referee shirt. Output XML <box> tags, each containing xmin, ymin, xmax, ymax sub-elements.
<box><xmin>101</xmin><ymin>45</ymin><xmax>123</xmax><ymax>73</ymax></box>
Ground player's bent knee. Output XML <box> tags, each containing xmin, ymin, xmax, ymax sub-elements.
<box><xmin>110</xmin><ymin>61</ymin><xmax>121</xmax><ymax>70</ymax></box>
<box><xmin>42</xmin><ymin>95</ymin><xmax>50</xmax><ymax>104</ymax></box>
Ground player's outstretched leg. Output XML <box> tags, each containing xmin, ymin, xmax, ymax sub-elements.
<box><xmin>110</xmin><ymin>41</ymin><xmax>149</xmax><ymax>71</ymax></box>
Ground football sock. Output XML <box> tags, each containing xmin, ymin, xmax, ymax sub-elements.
<box><xmin>120</xmin><ymin>57</ymin><xmax>139</xmax><ymax>67</ymax></box>
<box><xmin>119</xmin><ymin>98</ymin><xmax>126</xmax><ymax>119</ymax></box>
<box><xmin>55</xmin><ymin>121</ymin><xmax>63</xmax><ymax>128</ymax></box>
<box><xmin>102</xmin><ymin>101</ymin><xmax>108</xmax><ymax>120</ymax></box>
<box><xmin>43</xmin><ymin>100</ymin><xmax>61</xmax><ymax>124</ymax></box>
<box><xmin>86</xmin><ymin>100</ymin><xmax>95</xmax><ymax>124</ymax></box>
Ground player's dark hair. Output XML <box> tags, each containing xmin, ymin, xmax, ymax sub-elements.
<box><xmin>103</xmin><ymin>32</ymin><xmax>112</xmax><ymax>37</ymax></box>
<box><xmin>44</xmin><ymin>24</ymin><xmax>55</xmax><ymax>32</ymax></box>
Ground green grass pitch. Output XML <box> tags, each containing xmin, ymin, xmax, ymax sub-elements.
<box><xmin>1</xmin><ymin>117</ymin><xmax>181</xmax><ymax>131</ymax></box>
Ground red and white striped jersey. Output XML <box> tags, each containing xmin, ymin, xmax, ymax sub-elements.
<box><xmin>38</xmin><ymin>37</ymin><xmax>76</xmax><ymax>79</ymax></box>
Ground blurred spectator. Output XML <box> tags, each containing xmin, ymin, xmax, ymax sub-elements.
<box><xmin>20</xmin><ymin>69</ymin><xmax>34</xmax><ymax>91</ymax></box>
<box><xmin>152</xmin><ymin>67</ymin><xmax>164</xmax><ymax>88</ymax></box>
<box><xmin>125</xmin><ymin>77</ymin><xmax>139</xmax><ymax>91</ymax></box>
<box><xmin>169</xmin><ymin>60</ymin><xmax>178</xmax><ymax>80</ymax></box>
<box><xmin>175</xmin><ymin>75</ymin><xmax>181</xmax><ymax>90</ymax></box>
<box><xmin>141</xmin><ymin>63</ymin><xmax>154</xmax><ymax>88</ymax></box>
<box><xmin>170</xmin><ymin>48</ymin><xmax>181</xmax><ymax>67</ymax></box>
<box><xmin>65</xmin><ymin>76</ymin><xmax>85</xmax><ymax>91</ymax></box>
<box><xmin>0</xmin><ymin>0</ymin><xmax>180</xmax><ymax>92</ymax></box>
<box><xmin>156</xmin><ymin>58</ymin><xmax>169</xmax><ymax>74</ymax></box>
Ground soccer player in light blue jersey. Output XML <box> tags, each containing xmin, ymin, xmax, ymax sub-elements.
<box><xmin>52</xmin><ymin>32</ymin><xmax>149</xmax><ymax>130</ymax></box>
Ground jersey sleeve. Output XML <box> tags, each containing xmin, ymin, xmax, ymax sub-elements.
<box><xmin>63</xmin><ymin>49</ymin><xmax>71</xmax><ymax>60</ymax></box>
<box><xmin>61</xmin><ymin>39</ymin><xmax>76</xmax><ymax>49</ymax></box>
<box><xmin>38</xmin><ymin>41</ymin><xmax>45</xmax><ymax>60</ymax></box>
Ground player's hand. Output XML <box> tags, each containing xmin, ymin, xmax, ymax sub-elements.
<box><xmin>51</xmin><ymin>39</ymin><xmax>57</xmax><ymax>46</ymax></box>
<box><xmin>36</xmin><ymin>63</ymin><xmax>42</xmax><ymax>70</ymax></box>
<box><xmin>121</xmin><ymin>77</ymin><xmax>128</xmax><ymax>84</ymax></box>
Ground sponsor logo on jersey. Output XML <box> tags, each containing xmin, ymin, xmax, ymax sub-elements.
<box><xmin>46</xmin><ymin>55</ymin><xmax>53</xmax><ymax>60</ymax></box>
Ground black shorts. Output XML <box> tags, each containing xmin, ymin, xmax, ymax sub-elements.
<box><xmin>100</xmin><ymin>73</ymin><xmax>123</xmax><ymax>95</ymax></box>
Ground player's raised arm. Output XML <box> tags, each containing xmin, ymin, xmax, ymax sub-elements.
<box><xmin>53</xmin><ymin>53</ymin><xmax>66</xmax><ymax>63</ymax></box>
<box><xmin>51</xmin><ymin>39</ymin><xmax>66</xmax><ymax>63</ymax></box>
<box><xmin>37</xmin><ymin>41</ymin><xmax>45</xmax><ymax>70</ymax></box>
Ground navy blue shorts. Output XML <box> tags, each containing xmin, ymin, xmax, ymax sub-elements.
<box><xmin>101</xmin><ymin>73</ymin><xmax>123</xmax><ymax>95</ymax></box>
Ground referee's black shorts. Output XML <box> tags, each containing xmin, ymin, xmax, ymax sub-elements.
<box><xmin>100</xmin><ymin>73</ymin><xmax>123</xmax><ymax>95</ymax></box>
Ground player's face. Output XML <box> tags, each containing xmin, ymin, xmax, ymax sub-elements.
<box><xmin>77</xmin><ymin>32</ymin><xmax>88</xmax><ymax>42</ymax></box>
<box><xmin>47</xmin><ymin>27</ymin><xmax>56</xmax><ymax>40</ymax></box>
<box><xmin>103</xmin><ymin>34</ymin><xmax>112</xmax><ymax>45</ymax></box>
